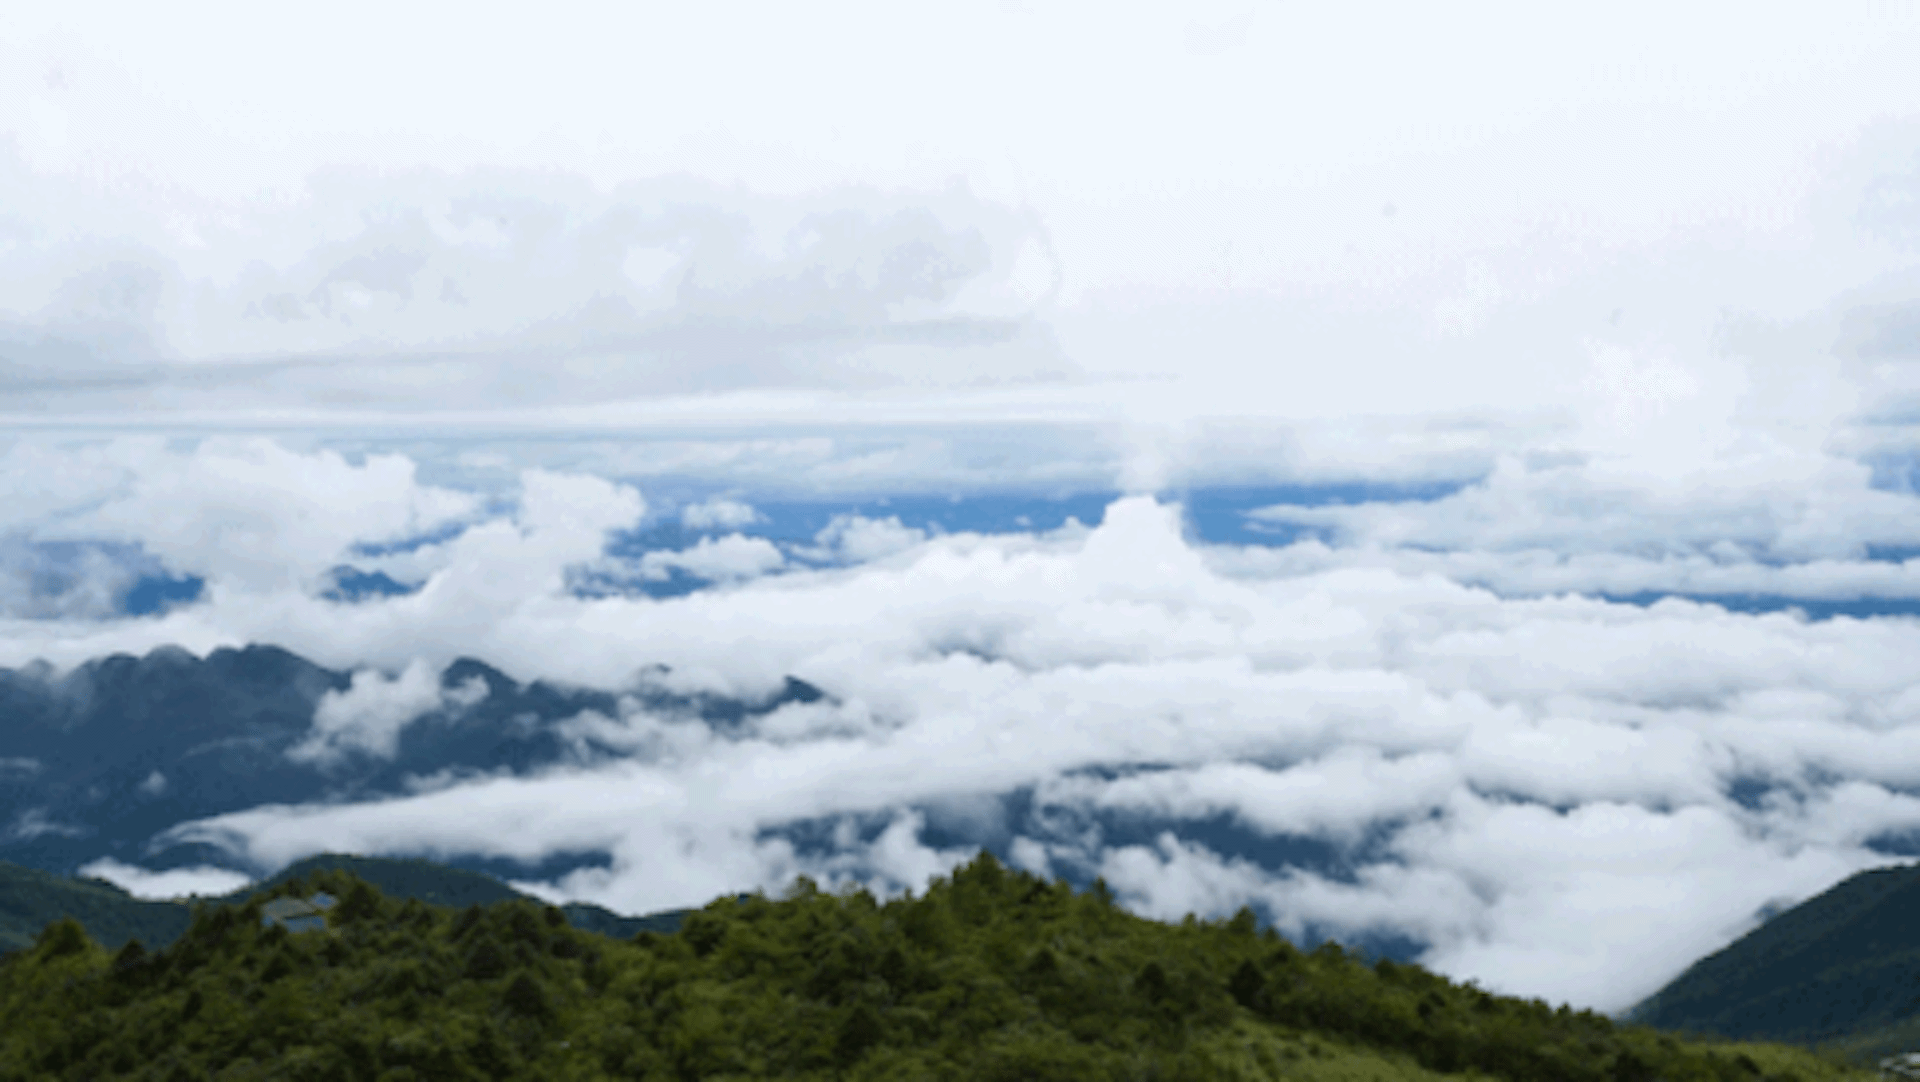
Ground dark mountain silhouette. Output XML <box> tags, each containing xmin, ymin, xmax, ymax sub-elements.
<box><xmin>249</xmin><ymin>853</ymin><xmax>691</xmax><ymax>939</ymax></box>
<box><xmin>1629</xmin><ymin>860</ymin><xmax>1920</xmax><ymax>1055</ymax></box>
<box><xmin>0</xmin><ymin>644</ymin><xmax>826</xmax><ymax>878</ymax></box>
<box><xmin>0</xmin><ymin>852</ymin><xmax>689</xmax><ymax>955</ymax></box>
<box><xmin>0</xmin><ymin>860</ymin><xmax>190</xmax><ymax>955</ymax></box>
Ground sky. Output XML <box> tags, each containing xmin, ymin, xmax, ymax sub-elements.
<box><xmin>6</xmin><ymin>1</ymin><xmax>1920</xmax><ymax>1015</ymax></box>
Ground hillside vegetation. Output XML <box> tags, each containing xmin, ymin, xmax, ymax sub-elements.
<box><xmin>1630</xmin><ymin>861</ymin><xmax>1920</xmax><ymax>1055</ymax></box>
<box><xmin>0</xmin><ymin>854</ymin><xmax>1869</xmax><ymax>1081</ymax></box>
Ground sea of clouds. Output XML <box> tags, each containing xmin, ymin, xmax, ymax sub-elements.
<box><xmin>8</xmin><ymin>431</ymin><xmax>1920</xmax><ymax>1016</ymax></box>
<box><xmin>5</xmin><ymin>9</ymin><xmax>1920</xmax><ymax>1016</ymax></box>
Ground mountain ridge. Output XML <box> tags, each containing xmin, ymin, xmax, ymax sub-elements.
<box><xmin>0</xmin><ymin>851</ymin><xmax>690</xmax><ymax>956</ymax></box>
<box><xmin>0</xmin><ymin>643</ymin><xmax>825</xmax><ymax>881</ymax></box>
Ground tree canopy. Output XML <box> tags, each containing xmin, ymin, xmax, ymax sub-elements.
<box><xmin>0</xmin><ymin>853</ymin><xmax>1872</xmax><ymax>1081</ymax></box>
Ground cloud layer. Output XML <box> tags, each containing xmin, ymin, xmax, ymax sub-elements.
<box><xmin>0</xmin><ymin>151</ymin><xmax>1071</xmax><ymax>419</ymax></box>
<box><xmin>6</xmin><ymin>436</ymin><xmax>1920</xmax><ymax>1014</ymax></box>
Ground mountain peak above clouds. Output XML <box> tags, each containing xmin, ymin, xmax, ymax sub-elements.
<box><xmin>438</xmin><ymin>656</ymin><xmax>517</xmax><ymax>698</ymax></box>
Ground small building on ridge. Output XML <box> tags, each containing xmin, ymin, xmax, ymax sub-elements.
<box><xmin>260</xmin><ymin>892</ymin><xmax>336</xmax><ymax>934</ymax></box>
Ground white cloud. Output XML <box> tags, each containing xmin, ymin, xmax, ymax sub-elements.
<box><xmin>0</xmin><ymin>155</ymin><xmax>1074</xmax><ymax>421</ymax></box>
<box><xmin>1067</xmin><ymin>751</ymin><xmax>1462</xmax><ymax>847</ymax></box>
<box><xmin>798</xmin><ymin>514</ymin><xmax>929</xmax><ymax>565</ymax></box>
<box><xmin>1087</xmin><ymin>811</ymin><xmax>1867</xmax><ymax>1015</ymax></box>
<box><xmin>6</xmin><ymin>807</ymin><xmax>84</xmax><ymax>841</ymax></box>
<box><xmin>1224</xmin><ymin>447</ymin><xmax>1920</xmax><ymax>605</ymax></box>
<box><xmin>288</xmin><ymin>660</ymin><xmax>486</xmax><ymax>766</ymax></box>
<box><xmin>1</xmin><ymin>19</ymin><xmax>1915</xmax><ymax>511</ymax></box>
<box><xmin>0</xmin><ymin>537</ymin><xmax>136</xmax><ymax>619</ymax></box>
<box><xmin>517</xmin><ymin>468</ymin><xmax>646</xmax><ymax>549</ymax></box>
<box><xmin>0</xmin><ymin>437</ymin><xmax>479</xmax><ymax>593</ymax></box>
<box><xmin>635</xmin><ymin>534</ymin><xmax>785</xmax><ymax>584</ymax></box>
<box><xmin>680</xmin><ymin>497</ymin><xmax>762</xmax><ymax>531</ymax></box>
<box><xmin>1008</xmin><ymin>836</ymin><xmax>1054</xmax><ymax>878</ymax></box>
<box><xmin>78</xmin><ymin>857</ymin><xmax>252</xmax><ymax>900</ymax></box>
<box><xmin>1211</xmin><ymin>540</ymin><xmax>1920</xmax><ymax>610</ymax></box>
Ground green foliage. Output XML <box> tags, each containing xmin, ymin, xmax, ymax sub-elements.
<box><xmin>35</xmin><ymin>915</ymin><xmax>91</xmax><ymax>958</ymax></box>
<box><xmin>336</xmin><ymin>879</ymin><xmax>381</xmax><ymax>924</ymax></box>
<box><xmin>0</xmin><ymin>854</ymin><xmax>1875</xmax><ymax>1081</ymax></box>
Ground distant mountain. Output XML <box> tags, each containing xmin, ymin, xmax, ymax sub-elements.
<box><xmin>0</xmin><ymin>862</ymin><xmax>189</xmax><ymax>955</ymax></box>
<box><xmin>0</xmin><ymin>852</ymin><xmax>690</xmax><ymax>955</ymax></box>
<box><xmin>0</xmin><ymin>643</ymin><xmax>824</xmax><ymax>878</ymax></box>
<box><xmin>1629</xmin><ymin>861</ymin><xmax>1920</xmax><ymax>1053</ymax></box>
<box><xmin>251</xmin><ymin>854</ymin><xmax>689</xmax><ymax>939</ymax></box>
<box><xmin>248</xmin><ymin>852</ymin><xmax>527</xmax><ymax>910</ymax></box>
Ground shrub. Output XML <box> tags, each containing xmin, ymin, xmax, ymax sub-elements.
<box><xmin>502</xmin><ymin>972</ymin><xmax>552</xmax><ymax>1021</ymax></box>
<box><xmin>35</xmin><ymin>917</ymin><xmax>90</xmax><ymax>959</ymax></box>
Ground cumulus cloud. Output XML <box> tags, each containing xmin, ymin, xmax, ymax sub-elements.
<box><xmin>680</xmin><ymin>497</ymin><xmax>762</xmax><ymax>531</ymax></box>
<box><xmin>796</xmin><ymin>514</ymin><xmax>930</xmax><ymax>565</ymax></box>
<box><xmin>635</xmin><ymin>535</ymin><xmax>785</xmax><ymax>584</ymax></box>
<box><xmin>0</xmin><ymin>437</ymin><xmax>479</xmax><ymax>592</ymax></box>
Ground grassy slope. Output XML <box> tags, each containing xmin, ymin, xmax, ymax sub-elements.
<box><xmin>0</xmin><ymin>854</ymin><xmax>1872</xmax><ymax>1082</ymax></box>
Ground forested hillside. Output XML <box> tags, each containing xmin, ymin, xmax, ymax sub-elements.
<box><xmin>0</xmin><ymin>854</ymin><xmax>1867</xmax><ymax>1081</ymax></box>
<box><xmin>1630</xmin><ymin>861</ymin><xmax>1920</xmax><ymax>1054</ymax></box>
